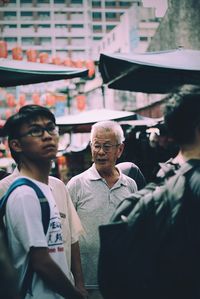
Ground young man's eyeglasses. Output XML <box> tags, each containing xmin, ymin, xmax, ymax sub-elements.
<box><xmin>18</xmin><ymin>124</ymin><xmax>59</xmax><ymax>138</ymax></box>
<box><xmin>91</xmin><ymin>143</ymin><xmax>120</xmax><ymax>153</ymax></box>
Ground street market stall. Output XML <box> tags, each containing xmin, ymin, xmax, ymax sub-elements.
<box><xmin>99</xmin><ymin>48</ymin><xmax>200</xmax><ymax>93</ymax></box>
<box><xmin>0</xmin><ymin>58</ymin><xmax>88</xmax><ymax>87</ymax></box>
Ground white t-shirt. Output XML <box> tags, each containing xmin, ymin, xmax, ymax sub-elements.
<box><xmin>0</xmin><ymin>168</ymin><xmax>84</xmax><ymax>269</ymax></box>
<box><xmin>5</xmin><ymin>177</ymin><xmax>71</xmax><ymax>299</ymax></box>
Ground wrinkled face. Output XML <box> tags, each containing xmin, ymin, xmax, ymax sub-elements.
<box><xmin>90</xmin><ymin>128</ymin><xmax>124</xmax><ymax>172</ymax></box>
<box><xmin>10</xmin><ymin>116</ymin><xmax>59</xmax><ymax>163</ymax></box>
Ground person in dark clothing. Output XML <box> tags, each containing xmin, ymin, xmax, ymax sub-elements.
<box><xmin>157</xmin><ymin>87</ymin><xmax>200</xmax><ymax>299</ymax></box>
<box><xmin>0</xmin><ymin>168</ymin><xmax>10</xmax><ymax>180</ymax></box>
<box><xmin>0</xmin><ymin>231</ymin><xmax>20</xmax><ymax>299</ymax></box>
<box><xmin>116</xmin><ymin>161</ymin><xmax>146</xmax><ymax>190</ymax></box>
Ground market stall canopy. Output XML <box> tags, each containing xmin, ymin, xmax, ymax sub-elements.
<box><xmin>99</xmin><ymin>49</ymin><xmax>200</xmax><ymax>94</ymax></box>
<box><xmin>56</xmin><ymin>108</ymin><xmax>137</xmax><ymax>133</ymax></box>
<box><xmin>0</xmin><ymin>58</ymin><xmax>88</xmax><ymax>87</ymax></box>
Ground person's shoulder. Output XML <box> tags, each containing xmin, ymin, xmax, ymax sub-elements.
<box><xmin>121</xmin><ymin>173</ymin><xmax>137</xmax><ymax>189</ymax></box>
<box><xmin>67</xmin><ymin>168</ymin><xmax>90</xmax><ymax>185</ymax></box>
<box><xmin>0</xmin><ymin>172</ymin><xmax>17</xmax><ymax>197</ymax></box>
<box><xmin>49</xmin><ymin>175</ymin><xmax>66</xmax><ymax>188</ymax></box>
<box><xmin>117</xmin><ymin>162</ymin><xmax>139</xmax><ymax>175</ymax></box>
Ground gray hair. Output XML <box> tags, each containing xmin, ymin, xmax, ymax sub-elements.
<box><xmin>90</xmin><ymin>120</ymin><xmax>125</xmax><ymax>143</ymax></box>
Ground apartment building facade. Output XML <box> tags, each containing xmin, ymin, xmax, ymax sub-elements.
<box><xmin>0</xmin><ymin>0</ymin><xmax>142</xmax><ymax>60</ymax></box>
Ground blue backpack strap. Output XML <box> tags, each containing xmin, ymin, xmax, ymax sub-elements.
<box><xmin>1</xmin><ymin>177</ymin><xmax>50</xmax><ymax>234</ymax></box>
<box><xmin>0</xmin><ymin>177</ymin><xmax>51</xmax><ymax>299</ymax></box>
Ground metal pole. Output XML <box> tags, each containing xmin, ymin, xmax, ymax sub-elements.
<box><xmin>101</xmin><ymin>85</ymin><xmax>105</xmax><ymax>108</ymax></box>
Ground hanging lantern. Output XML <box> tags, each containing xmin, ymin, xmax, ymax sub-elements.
<box><xmin>26</xmin><ymin>49</ymin><xmax>38</xmax><ymax>62</ymax></box>
<box><xmin>85</xmin><ymin>60</ymin><xmax>95</xmax><ymax>79</ymax></box>
<box><xmin>6</xmin><ymin>93</ymin><xmax>16</xmax><ymax>107</ymax></box>
<box><xmin>32</xmin><ymin>93</ymin><xmax>41</xmax><ymax>105</ymax></box>
<box><xmin>12</xmin><ymin>46</ymin><xmax>23</xmax><ymax>60</ymax></box>
<box><xmin>45</xmin><ymin>93</ymin><xmax>56</xmax><ymax>107</ymax></box>
<box><xmin>63</xmin><ymin>58</ymin><xmax>72</xmax><ymax>67</ymax></box>
<box><xmin>75</xmin><ymin>59</ymin><xmax>83</xmax><ymax>68</ymax></box>
<box><xmin>76</xmin><ymin>94</ymin><xmax>86</xmax><ymax>111</ymax></box>
<box><xmin>52</xmin><ymin>56</ymin><xmax>62</xmax><ymax>65</ymax></box>
<box><xmin>0</xmin><ymin>40</ymin><xmax>8</xmax><ymax>58</ymax></box>
<box><xmin>39</xmin><ymin>52</ymin><xmax>49</xmax><ymax>63</ymax></box>
<box><xmin>19</xmin><ymin>93</ymin><xmax>26</xmax><ymax>106</ymax></box>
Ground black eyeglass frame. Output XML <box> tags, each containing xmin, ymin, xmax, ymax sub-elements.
<box><xmin>18</xmin><ymin>124</ymin><xmax>59</xmax><ymax>138</ymax></box>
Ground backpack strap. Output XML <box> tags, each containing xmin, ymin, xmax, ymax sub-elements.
<box><xmin>0</xmin><ymin>177</ymin><xmax>50</xmax><ymax>298</ymax></box>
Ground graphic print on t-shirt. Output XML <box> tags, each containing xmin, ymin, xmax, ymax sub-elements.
<box><xmin>48</xmin><ymin>207</ymin><xmax>64</xmax><ymax>253</ymax></box>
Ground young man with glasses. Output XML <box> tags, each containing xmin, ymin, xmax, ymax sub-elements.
<box><xmin>0</xmin><ymin>105</ymin><xmax>87</xmax><ymax>299</ymax></box>
<box><xmin>67</xmin><ymin>120</ymin><xmax>137</xmax><ymax>299</ymax></box>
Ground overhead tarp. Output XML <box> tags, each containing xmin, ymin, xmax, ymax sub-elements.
<box><xmin>56</xmin><ymin>108</ymin><xmax>137</xmax><ymax>133</ymax></box>
<box><xmin>0</xmin><ymin>58</ymin><xmax>88</xmax><ymax>87</ymax></box>
<box><xmin>99</xmin><ymin>49</ymin><xmax>200</xmax><ymax>94</ymax></box>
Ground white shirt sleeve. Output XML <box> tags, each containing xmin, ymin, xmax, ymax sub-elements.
<box><xmin>6</xmin><ymin>185</ymin><xmax>48</xmax><ymax>252</ymax></box>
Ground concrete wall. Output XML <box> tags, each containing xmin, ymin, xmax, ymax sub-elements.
<box><xmin>148</xmin><ymin>0</ymin><xmax>200</xmax><ymax>51</ymax></box>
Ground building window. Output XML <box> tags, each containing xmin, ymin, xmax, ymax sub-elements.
<box><xmin>140</xmin><ymin>36</ymin><xmax>148</xmax><ymax>41</ymax></box>
<box><xmin>71</xmin><ymin>24</ymin><xmax>84</xmax><ymax>28</ymax></box>
<box><xmin>4</xmin><ymin>11</ymin><xmax>16</xmax><ymax>20</ymax></box>
<box><xmin>37</xmin><ymin>0</ymin><xmax>50</xmax><ymax>4</ymax></box>
<box><xmin>38</xmin><ymin>24</ymin><xmax>50</xmax><ymax>28</ymax></box>
<box><xmin>54</xmin><ymin>0</ymin><xmax>65</xmax><ymax>3</ymax></box>
<box><xmin>105</xmin><ymin>1</ymin><xmax>116</xmax><ymax>7</ymax></box>
<box><xmin>105</xmin><ymin>12</ymin><xmax>117</xmax><ymax>20</ymax></box>
<box><xmin>22</xmin><ymin>37</ymin><xmax>34</xmax><ymax>45</ymax></box>
<box><xmin>5</xmin><ymin>37</ymin><xmax>17</xmax><ymax>42</ymax></box>
<box><xmin>119</xmin><ymin>1</ymin><xmax>131</xmax><ymax>7</ymax></box>
<box><xmin>93</xmin><ymin>25</ymin><xmax>102</xmax><ymax>32</ymax></box>
<box><xmin>71</xmin><ymin>0</ymin><xmax>83</xmax><ymax>4</ymax></box>
<box><xmin>38</xmin><ymin>11</ymin><xmax>50</xmax><ymax>20</ymax></box>
<box><xmin>106</xmin><ymin>25</ymin><xmax>115</xmax><ymax>32</ymax></box>
<box><xmin>21</xmin><ymin>0</ymin><xmax>32</xmax><ymax>4</ymax></box>
<box><xmin>92</xmin><ymin>12</ymin><xmax>102</xmax><ymax>20</ymax></box>
<box><xmin>4</xmin><ymin>24</ymin><xmax>17</xmax><ymax>28</ymax></box>
<box><xmin>20</xmin><ymin>11</ymin><xmax>33</xmax><ymax>21</ymax></box>
<box><xmin>93</xmin><ymin>36</ymin><xmax>102</xmax><ymax>41</ymax></box>
<box><xmin>92</xmin><ymin>1</ymin><xmax>101</xmax><ymax>8</ymax></box>
<box><xmin>21</xmin><ymin>24</ymin><xmax>33</xmax><ymax>28</ymax></box>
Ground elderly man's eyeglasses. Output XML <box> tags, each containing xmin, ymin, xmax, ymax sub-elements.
<box><xmin>91</xmin><ymin>143</ymin><xmax>120</xmax><ymax>153</ymax></box>
<box><xmin>19</xmin><ymin>124</ymin><xmax>59</xmax><ymax>138</ymax></box>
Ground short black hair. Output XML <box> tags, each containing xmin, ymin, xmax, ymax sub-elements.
<box><xmin>164</xmin><ymin>88</ymin><xmax>200</xmax><ymax>145</ymax></box>
<box><xmin>2</xmin><ymin>105</ymin><xmax>56</xmax><ymax>164</ymax></box>
<box><xmin>3</xmin><ymin>104</ymin><xmax>56</xmax><ymax>139</ymax></box>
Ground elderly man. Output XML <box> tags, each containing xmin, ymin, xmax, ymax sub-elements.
<box><xmin>67</xmin><ymin>120</ymin><xmax>137</xmax><ymax>299</ymax></box>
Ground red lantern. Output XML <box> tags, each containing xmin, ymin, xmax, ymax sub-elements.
<box><xmin>63</xmin><ymin>58</ymin><xmax>72</xmax><ymax>67</ymax></box>
<box><xmin>85</xmin><ymin>60</ymin><xmax>95</xmax><ymax>79</ymax></box>
<box><xmin>52</xmin><ymin>56</ymin><xmax>62</xmax><ymax>65</ymax></box>
<box><xmin>26</xmin><ymin>49</ymin><xmax>37</xmax><ymax>62</ymax></box>
<box><xmin>6</xmin><ymin>93</ymin><xmax>16</xmax><ymax>107</ymax></box>
<box><xmin>32</xmin><ymin>93</ymin><xmax>41</xmax><ymax>105</ymax></box>
<box><xmin>19</xmin><ymin>93</ymin><xmax>26</xmax><ymax>106</ymax></box>
<box><xmin>76</xmin><ymin>94</ymin><xmax>86</xmax><ymax>111</ymax></box>
<box><xmin>0</xmin><ymin>40</ymin><xmax>8</xmax><ymax>58</ymax></box>
<box><xmin>12</xmin><ymin>46</ymin><xmax>23</xmax><ymax>60</ymax></box>
<box><xmin>39</xmin><ymin>52</ymin><xmax>49</xmax><ymax>63</ymax></box>
<box><xmin>45</xmin><ymin>93</ymin><xmax>56</xmax><ymax>106</ymax></box>
<box><xmin>75</xmin><ymin>60</ymin><xmax>83</xmax><ymax>68</ymax></box>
